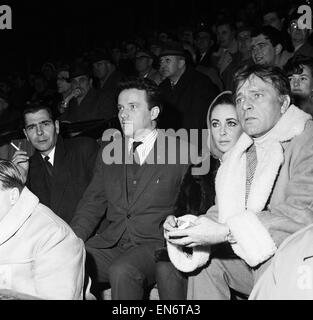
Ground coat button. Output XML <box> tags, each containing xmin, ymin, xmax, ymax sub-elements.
<box><xmin>126</xmin><ymin>214</ymin><xmax>131</xmax><ymax>219</ymax></box>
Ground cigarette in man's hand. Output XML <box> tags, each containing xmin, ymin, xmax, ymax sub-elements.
<box><xmin>10</xmin><ymin>142</ymin><xmax>20</xmax><ymax>151</ymax></box>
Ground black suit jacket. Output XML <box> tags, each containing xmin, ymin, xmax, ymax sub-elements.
<box><xmin>158</xmin><ymin>66</ymin><xmax>219</xmax><ymax>131</ymax></box>
<box><xmin>27</xmin><ymin>136</ymin><xmax>99</xmax><ymax>223</ymax></box>
<box><xmin>70</xmin><ymin>131</ymin><xmax>194</xmax><ymax>248</ymax></box>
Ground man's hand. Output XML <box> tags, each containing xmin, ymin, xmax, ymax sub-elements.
<box><xmin>163</xmin><ymin>215</ymin><xmax>178</xmax><ymax>240</ymax></box>
<box><xmin>166</xmin><ymin>216</ymin><xmax>230</xmax><ymax>247</ymax></box>
<box><xmin>11</xmin><ymin>149</ymin><xmax>29</xmax><ymax>183</ymax></box>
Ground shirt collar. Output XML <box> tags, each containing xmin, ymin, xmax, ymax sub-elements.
<box><xmin>41</xmin><ymin>146</ymin><xmax>56</xmax><ymax>165</ymax></box>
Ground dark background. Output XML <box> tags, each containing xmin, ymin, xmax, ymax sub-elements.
<box><xmin>0</xmin><ymin>0</ymin><xmax>295</xmax><ymax>74</ymax></box>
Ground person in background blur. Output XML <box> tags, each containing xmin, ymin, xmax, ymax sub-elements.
<box><xmin>284</xmin><ymin>55</ymin><xmax>313</xmax><ymax>116</ymax></box>
<box><xmin>135</xmin><ymin>49</ymin><xmax>162</xmax><ymax>85</ymax></box>
<box><xmin>287</xmin><ymin>11</ymin><xmax>313</xmax><ymax>58</ymax></box>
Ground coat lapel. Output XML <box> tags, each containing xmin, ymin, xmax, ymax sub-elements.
<box><xmin>50</xmin><ymin>137</ymin><xmax>71</xmax><ymax>212</ymax></box>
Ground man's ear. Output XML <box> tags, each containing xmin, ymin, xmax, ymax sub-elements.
<box><xmin>280</xmin><ymin>95</ymin><xmax>291</xmax><ymax>114</ymax></box>
<box><xmin>178</xmin><ymin>58</ymin><xmax>186</xmax><ymax>69</ymax></box>
<box><xmin>55</xmin><ymin>120</ymin><xmax>60</xmax><ymax>135</ymax></box>
<box><xmin>23</xmin><ymin>128</ymin><xmax>29</xmax><ymax>141</ymax></box>
<box><xmin>10</xmin><ymin>187</ymin><xmax>20</xmax><ymax>205</ymax></box>
<box><xmin>274</xmin><ymin>43</ymin><xmax>283</xmax><ymax>55</ymax></box>
<box><xmin>150</xmin><ymin>106</ymin><xmax>160</xmax><ymax>121</ymax></box>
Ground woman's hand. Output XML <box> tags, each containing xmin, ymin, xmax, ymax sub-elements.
<box><xmin>166</xmin><ymin>216</ymin><xmax>229</xmax><ymax>247</ymax></box>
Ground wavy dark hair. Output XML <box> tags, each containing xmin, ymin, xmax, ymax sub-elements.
<box><xmin>233</xmin><ymin>64</ymin><xmax>291</xmax><ymax>97</ymax></box>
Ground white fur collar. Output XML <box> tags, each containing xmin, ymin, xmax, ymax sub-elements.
<box><xmin>217</xmin><ymin>105</ymin><xmax>311</xmax><ymax>223</ymax></box>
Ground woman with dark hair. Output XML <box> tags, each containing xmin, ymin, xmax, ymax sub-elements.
<box><xmin>155</xmin><ymin>91</ymin><xmax>243</xmax><ymax>299</ymax></box>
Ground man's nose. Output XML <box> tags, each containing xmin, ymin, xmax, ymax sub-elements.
<box><xmin>36</xmin><ymin>124</ymin><xmax>43</xmax><ymax>135</ymax></box>
<box><xmin>241</xmin><ymin>98</ymin><xmax>253</xmax><ymax>111</ymax></box>
<box><xmin>120</xmin><ymin>110</ymin><xmax>129</xmax><ymax>119</ymax></box>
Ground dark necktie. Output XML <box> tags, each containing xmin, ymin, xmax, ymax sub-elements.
<box><xmin>245</xmin><ymin>144</ymin><xmax>257</xmax><ymax>206</ymax></box>
<box><xmin>44</xmin><ymin>156</ymin><xmax>53</xmax><ymax>177</ymax></box>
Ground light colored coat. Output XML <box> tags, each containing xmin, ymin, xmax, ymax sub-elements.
<box><xmin>249</xmin><ymin>223</ymin><xmax>313</xmax><ymax>299</ymax></box>
<box><xmin>0</xmin><ymin>187</ymin><xmax>85</xmax><ymax>300</ymax></box>
<box><xmin>207</xmin><ymin>107</ymin><xmax>313</xmax><ymax>266</ymax></box>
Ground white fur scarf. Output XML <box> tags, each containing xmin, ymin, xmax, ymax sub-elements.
<box><xmin>215</xmin><ymin>105</ymin><xmax>311</xmax><ymax>267</ymax></box>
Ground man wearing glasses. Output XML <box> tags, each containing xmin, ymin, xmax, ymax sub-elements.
<box><xmin>288</xmin><ymin>11</ymin><xmax>313</xmax><ymax>58</ymax></box>
<box><xmin>11</xmin><ymin>105</ymin><xmax>99</xmax><ymax>223</ymax></box>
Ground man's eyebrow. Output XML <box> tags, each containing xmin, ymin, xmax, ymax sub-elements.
<box><xmin>235</xmin><ymin>88</ymin><xmax>265</xmax><ymax>96</ymax></box>
<box><xmin>248</xmin><ymin>89</ymin><xmax>265</xmax><ymax>93</ymax></box>
<box><xmin>26</xmin><ymin>120</ymin><xmax>52</xmax><ymax>127</ymax></box>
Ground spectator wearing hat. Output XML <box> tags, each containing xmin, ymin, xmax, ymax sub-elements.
<box><xmin>59</xmin><ymin>63</ymin><xmax>118</xmax><ymax>123</ymax></box>
<box><xmin>91</xmin><ymin>49</ymin><xmax>125</xmax><ymax>95</ymax></box>
<box><xmin>158</xmin><ymin>41</ymin><xmax>219</xmax><ymax>134</ymax></box>
<box><xmin>135</xmin><ymin>49</ymin><xmax>162</xmax><ymax>85</ymax></box>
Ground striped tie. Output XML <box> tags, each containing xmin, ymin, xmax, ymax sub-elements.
<box><xmin>245</xmin><ymin>144</ymin><xmax>257</xmax><ymax>206</ymax></box>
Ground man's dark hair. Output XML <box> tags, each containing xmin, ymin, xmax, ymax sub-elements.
<box><xmin>22</xmin><ymin>104</ymin><xmax>56</xmax><ymax>128</ymax></box>
<box><xmin>284</xmin><ymin>55</ymin><xmax>313</xmax><ymax>78</ymax></box>
<box><xmin>233</xmin><ymin>64</ymin><xmax>291</xmax><ymax>97</ymax></box>
<box><xmin>216</xmin><ymin>18</ymin><xmax>237</xmax><ymax>32</ymax></box>
<box><xmin>0</xmin><ymin>160</ymin><xmax>25</xmax><ymax>193</ymax></box>
<box><xmin>251</xmin><ymin>25</ymin><xmax>283</xmax><ymax>48</ymax></box>
<box><xmin>118</xmin><ymin>77</ymin><xmax>163</xmax><ymax>115</ymax></box>
<box><xmin>262</xmin><ymin>6</ymin><xmax>284</xmax><ymax>20</ymax></box>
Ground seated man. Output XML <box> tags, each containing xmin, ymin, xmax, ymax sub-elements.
<box><xmin>135</xmin><ymin>49</ymin><xmax>162</xmax><ymax>85</ymax></box>
<box><xmin>0</xmin><ymin>160</ymin><xmax>84</xmax><ymax>299</ymax></box>
<box><xmin>59</xmin><ymin>63</ymin><xmax>117</xmax><ymax>123</ymax></box>
<box><xmin>164</xmin><ymin>64</ymin><xmax>313</xmax><ymax>299</ymax></box>
<box><xmin>284</xmin><ymin>55</ymin><xmax>313</xmax><ymax>116</ymax></box>
<box><xmin>12</xmin><ymin>105</ymin><xmax>99</xmax><ymax>223</ymax></box>
<box><xmin>70</xmin><ymin>78</ymin><xmax>193</xmax><ymax>300</ymax></box>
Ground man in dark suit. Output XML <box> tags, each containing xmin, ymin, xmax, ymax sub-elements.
<box><xmin>70</xmin><ymin>78</ymin><xmax>194</xmax><ymax>300</ymax></box>
<box><xmin>158</xmin><ymin>42</ymin><xmax>219</xmax><ymax>132</ymax></box>
<box><xmin>59</xmin><ymin>63</ymin><xmax>118</xmax><ymax>123</ymax></box>
<box><xmin>11</xmin><ymin>105</ymin><xmax>99</xmax><ymax>223</ymax></box>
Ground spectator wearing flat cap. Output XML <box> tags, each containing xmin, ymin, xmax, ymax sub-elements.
<box><xmin>158</xmin><ymin>41</ymin><xmax>219</xmax><ymax>136</ymax></box>
<box><xmin>58</xmin><ymin>63</ymin><xmax>118</xmax><ymax>123</ymax></box>
<box><xmin>135</xmin><ymin>49</ymin><xmax>163</xmax><ymax>85</ymax></box>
